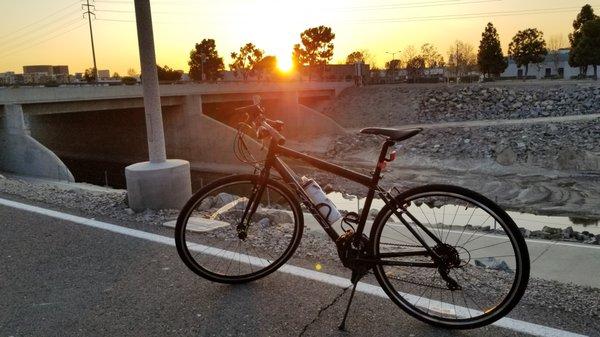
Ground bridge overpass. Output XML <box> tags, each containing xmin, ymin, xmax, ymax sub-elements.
<box><xmin>0</xmin><ymin>82</ymin><xmax>351</xmax><ymax>183</ymax></box>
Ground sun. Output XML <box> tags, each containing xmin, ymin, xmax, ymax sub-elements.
<box><xmin>277</xmin><ymin>55</ymin><xmax>293</xmax><ymax>73</ymax></box>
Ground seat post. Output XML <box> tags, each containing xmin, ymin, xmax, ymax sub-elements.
<box><xmin>373</xmin><ymin>140</ymin><xmax>395</xmax><ymax>180</ymax></box>
<box><xmin>355</xmin><ymin>139</ymin><xmax>395</xmax><ymax>240</ymax></box>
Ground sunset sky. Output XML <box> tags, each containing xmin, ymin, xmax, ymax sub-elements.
<box><xmin>0</xmin><ymin>0</ymin><xmax>597</xmax><ymax>75</ymax></box>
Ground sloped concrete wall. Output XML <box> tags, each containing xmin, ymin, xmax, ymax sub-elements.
<box><xmin>0</xmin><ymin>105</ymin><xmax>74</xmax><ymax>181</ymax></box>
<box><xmin>163</xmin><ymin>95</ymin><xmax>262</xmax><ymax>172</ymax></box>
<box><xmin>266</xmin><ymin>91</ymin><xmax>346</xmax><ymax>140</ymax></box>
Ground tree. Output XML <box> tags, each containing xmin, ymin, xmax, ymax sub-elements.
<box><xmin>477</xmin><ymin>22</ymin><xmax>507</xmax><ymax>77</ymax></box>
<box><xmin>419</xmin><ymin>43</ymin><xmax>444</xmax><ymax>77</ymax></box>
<box><xmin>253</xmin><ymin>55</ymin><xmax>278</xmax><ymax>81</ymax></box>
<box><xmin>574</xmin><ymin>19</ymin><xmax>600</xmax><ymax>79</ymax></box>
<box><xmin>127</xmin><ymin>68</ymin><xmax>138</xmax><ymax>77</ymax></box>
<box><xmin>385</xmin><ymin>59</ymin><xmax>401</xmax><ymax>78</ymax></box>
<box><xmin>569</xmin><ymin>5</ymin><xmax>599</xmax><ymax>75</ymax></box>
<box><xmin>156</xmin><ymin>64</ymin><xmax>183</xmax><ymax>82</ymax></box>
<box><xmin>293</xmin><ymin>26</ymin><xmax>335</xmax><ymax>80</ymax></box>
<box><xmin>420</xmin><ymin>43</ymin><xmax>444</xmax><ymax>68</ymax></box>
<box><xmin>345</xmin><ymin>49</ymin><xmax>375</xmax><ymax>66</ymax></box>
<box><xmin>547</xmin><ymin>35</ymin><xmax>566</xmax><ymax>76</ymax></box>
<box><xmin>189</xmin><ymin>39</ymin><xmax>225</xmax><ymax>81</ymax></box>
<box><xmin>83</xmin><ymin>68</ymin><xmax>96</xmax><ymax>83</ymax></box>
<box><xmin>346</xmin><ymin>51</ymin><xmax>364</xmax><ymax>64</ymax></box>
<box><xmin>112</xmin><ymin>72</ymin><xmax>120</xmax><ymax>79</ymax></box>
<box><xmin>406</xmin><ymin>56</ymin><xmax>426</xmax><ymax>80</ymax></box>
<box><xmin>508</xmin><ymin>28</ymin><xmax>547</xmax><ymax>78</ymax></box>
<box><xmin>447</xmin><ymin>41</ymin><xmax>477</xmax><ymax>79</ymax></box>
<box><xmin>229</xmin><ymin>43</ymin><xmax>264</xmax><ymax>80</ymax></box>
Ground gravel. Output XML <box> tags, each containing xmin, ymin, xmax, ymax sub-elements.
<box><xmin>321</xmin><ymin>83</ymin><xmax>600</xmax><ymax>127</ymax></box>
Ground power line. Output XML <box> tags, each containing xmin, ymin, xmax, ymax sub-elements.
<box><xmin>0</xmin><ymin>8</ymin><xmax>81</xmax><ymax>45</ymax></box>
<box><xmin>0</xmin><ymin>1</ymin><xmax>81</xmax><ymax>41</ymax></box>
<box><xmin>0</xmin><ymin>22</ymin><xmax>86</xmax><ymax>60</ymax></box>
<box><xmin>351</xmin><ymin>5</ymin><xmax>600</xmax><ymax>24</ymax></box>
<box><xmin>0</xmin><ymin>18</ymin><xmax>84</xmax><ymax>56</ymax></box>
<box><xmin>96</xmin><ymin>4</ymin><xmax>597</xmax><ymax>26</ymax></box>
<box><xmin>1</xmin><ymin>14</ymin><xmax>82</xmax><ymax>50</ymax></box>
<box><xmin>335</xmin><ymin>0</ymin><xmax>504</xmax><ymax>12</ymax></box>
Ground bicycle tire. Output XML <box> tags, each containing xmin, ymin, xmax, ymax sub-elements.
<box><xmin>371</xmin><ymin>184</ymin><xmax>530</xmax><ymax>329</ymax></box>
<box><xmin>175</xmin><ymin>174</ymin><xmax>304</xmax><ymax>284</ymax></box>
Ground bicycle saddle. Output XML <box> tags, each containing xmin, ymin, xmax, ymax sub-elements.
<box><xmin>359</xmin><ymin>127</ymin><xmax>423</xmax><ymax>142</ymax></box>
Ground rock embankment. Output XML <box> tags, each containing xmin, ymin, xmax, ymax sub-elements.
<box><xmin>327</xmin><ymin>120</ymin><xmax>600</xmax><ymax>171</ymax></box>
<box><xmin>419</xmin><ymin>85</ymin><xmax>600</xmax><ymax>123</ymax></box>
<box><xmin>321</xmin><ymin>83</ymin><xmax>600</xmax><ymax>127</ymax></box>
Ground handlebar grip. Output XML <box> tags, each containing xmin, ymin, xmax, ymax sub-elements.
<box><xmin>261</xmin><ymin>120</ymin><xmax>286</xmax><ymax>145</ymax></box>
<box><xmin>265</xmin><ymin>118</ymin><xmax>284</xmax><ymax>131</ymax></box>
<box><xmin>234</xmin><ymin>104</ymin><xmax>259</xmax><ymax>112</ymax></box>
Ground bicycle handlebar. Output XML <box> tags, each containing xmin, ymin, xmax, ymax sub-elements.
<box><xmin>234</xmin><ymin>99</ymin><xmax>286</xmax><ymax>145</ymax></box>
<box><xmin>260</xmin><ymin>119</ymin><xmax>286</xmax><ymax>145</ymax></box>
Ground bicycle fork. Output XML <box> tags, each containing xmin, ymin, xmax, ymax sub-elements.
<box><xmin>236</xmin><ymin>178</ymin><xmax>267</xmax><ymax>239</ymax></box>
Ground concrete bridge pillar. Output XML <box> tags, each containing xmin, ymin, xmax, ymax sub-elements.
<box><xmin>125</xmin><ymin>0</ymin><xmax>191</xmax><ymax>212</ymax></box>
<box><xmin>0</xmin><ymin>104</ymin><xmax>74</xmax><ymax>181</ymax></box>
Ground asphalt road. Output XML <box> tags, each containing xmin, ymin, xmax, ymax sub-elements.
<box><xmin>0</xmin><ymin>196</ymin><xmax>594</xmax><ymax>337</ymax></box>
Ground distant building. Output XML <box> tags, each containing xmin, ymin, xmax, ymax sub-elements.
<box><xmin>501</xmin><ymin>49</ymin><xmax>596</xmax><ymax>79</ymax></box>
<box><xmin>0</xmin><ymin>71</ymin><xmax>16</xmax><ymax>85</ymax></box>
<box><xmin>22</xmin><ymin>64</ymin><xmax>71</xmax><ymax>84</ymax></box>
<box><xmin>23</xmin><ymin>65</ymin><xmax>53</xmax><ymax>75</ymax></box>
<box><xmin>52</xmin><ymin>65</ymin><xmax>69</xmax><ymax>75</ymax></box>
<box><xmin>307</xmin><ymin>63</ymin><xmax>370</xmax><ymax>82</ymax></box>
<box><xmin>97</xmin><ymin>69</ymin><xmax>110</xmax><ymax>80</ymax></box>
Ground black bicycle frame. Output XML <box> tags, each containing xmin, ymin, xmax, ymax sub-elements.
<box><xmin>250</xmin><ymin>137</ymin><xmax>444</xmax><ymax>268</ymax></box>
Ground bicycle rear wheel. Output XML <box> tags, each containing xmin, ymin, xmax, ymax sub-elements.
<box><xmin>175</xmin><ymin>174</ymin><xmax>303</xmax><ymax>284</ymax></box>
<box><xmin>371</xmin><ymin>184</ymin><xmax>529</xmax><ymax>329</ymax></box>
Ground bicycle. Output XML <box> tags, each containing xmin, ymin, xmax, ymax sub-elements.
<box><xmin>175</xmin><ymin>97</ymin><xmax>530</xmax><ymax>330</ymax></box>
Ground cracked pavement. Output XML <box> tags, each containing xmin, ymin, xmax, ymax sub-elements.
<box><xmin>1</xmin><ymin>195</ymin><xmax>596</xmax><ymax>337</ymax></box>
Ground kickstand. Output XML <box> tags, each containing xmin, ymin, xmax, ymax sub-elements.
<box><xmin>338</xmin><ymin>277</ymin><xmax>359</xmax><ymax>331</ymax></box>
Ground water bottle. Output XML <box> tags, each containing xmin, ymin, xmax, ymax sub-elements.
<box><xmin>301</xmin><ymin>176</ymin><xmax>342</xmax><ymax>224</ymax></box>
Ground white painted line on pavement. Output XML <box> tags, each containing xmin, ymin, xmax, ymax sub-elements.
<box><xmin>0</xmin><ymin>197</ymin><xmax>588</xmax><ymax>337</ymax></box>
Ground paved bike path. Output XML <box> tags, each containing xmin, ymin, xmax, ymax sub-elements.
<box><xmin>0</xmin><ymin>197</ymin><xmax>596</xmax><ymax>337</ymax></box>
<box><xmin>300</xmin><ymin>216</ymin><xmax>600</xmax><ymax>288</ymax></box>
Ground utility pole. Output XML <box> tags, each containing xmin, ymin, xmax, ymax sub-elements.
<box><xmin>200</xmin><ymin>53</ymin><xmax>206</xmax><ymax>81</ymax></box>
<box><xmin>125</xmin><ymin>0</ymin><xmax>191</xmax><ymax>211</ymax></box>
<box><xmin>456</xmin><ymin>41</ymin><xmax>459</xmax><ymax>83</ymax></box>
<box><xmin>82</xmin><ymin>0</ymin><xmax>98</xmax><ymax>82</ymax></box>
<box><xmin>386</xmin><ymin>50</ymin><xmax>401</xmax><ymax>81</ymax></box>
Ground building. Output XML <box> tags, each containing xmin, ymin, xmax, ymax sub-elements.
<box><xmin>97</xmin><ymin>69</ymin><xmax>110</xmax><ymax>80</ymax></box>
<box><xmin>311</xmin><ymin>63</ymin><xmax>370</xmax><ymax>82</ymax></box>
<box><xmin>0</xmin><ymin>72</ymin><xmax>16</xmax><ymax>86</ymax></box>
<box><xmin>23</xmin><ymin>65</ymin><xmax>53</xmax><ymax>75</ymax></box>
<box><xmin>21</xmin><ymin>64</ymin><xmax>73</xmax><ymax>84</ymax></box>
<box><xmin>501</xmin><ymin>49</ymin><xmax>596</xmax><ymax>80</ymax></box>
<box><xmin>52</xmin><ymin>65</ymin><xmax>69</xmax><ymax>75</ymax></box>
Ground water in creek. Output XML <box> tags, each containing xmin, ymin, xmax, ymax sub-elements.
<box><xmin>62</xmin><ymin>157</ymin><xmax>599</xmax><ymax>235</ymax></box>
<box><xmin>325</xmin><ymin>192</ymin><xmax>600</xmax><ymax>235</ymax></box>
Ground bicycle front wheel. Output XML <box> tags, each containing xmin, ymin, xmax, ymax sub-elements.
<box><xmin>175</xmin><ymin>174</ymin><xmax>304</xmax><ymax>284</ymax></box>
<box><xmin>371</xmin><ymin>184</ymin><xmax>529</xmax><ymax>329</ymax></box>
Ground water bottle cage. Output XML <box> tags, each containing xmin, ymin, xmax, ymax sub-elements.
<box><xmin>315</xmin><ymin>202</ymin><xmax>333</xmax><ymax>223</ymax></box>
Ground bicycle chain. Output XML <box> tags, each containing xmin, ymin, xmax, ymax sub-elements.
<box><xmin>372</xmin><ymin>242</ymin><xmax>450</xmax><ymax>290</ymax></box>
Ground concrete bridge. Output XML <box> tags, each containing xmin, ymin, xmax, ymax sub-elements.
<box><xmin>0</xmin><ymin>82</ymin><xmax>351</xmax><ymax>183</ymax></box>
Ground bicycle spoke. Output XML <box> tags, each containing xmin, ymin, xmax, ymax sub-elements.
<box><xmin>375</xmin><ymin>187</ymin><xmax>527</xmax><ymax>327</ymax></box>
<box><xmin>467</xmin><ymin>240</ymin><xmax>511</xmax><ymax>252</ymax></box>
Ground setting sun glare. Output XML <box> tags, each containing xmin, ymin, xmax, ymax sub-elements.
<box><xmin>277</xmin><ymin>55</ymin><xmax>293</xmax><ymax>72</ymax></box>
